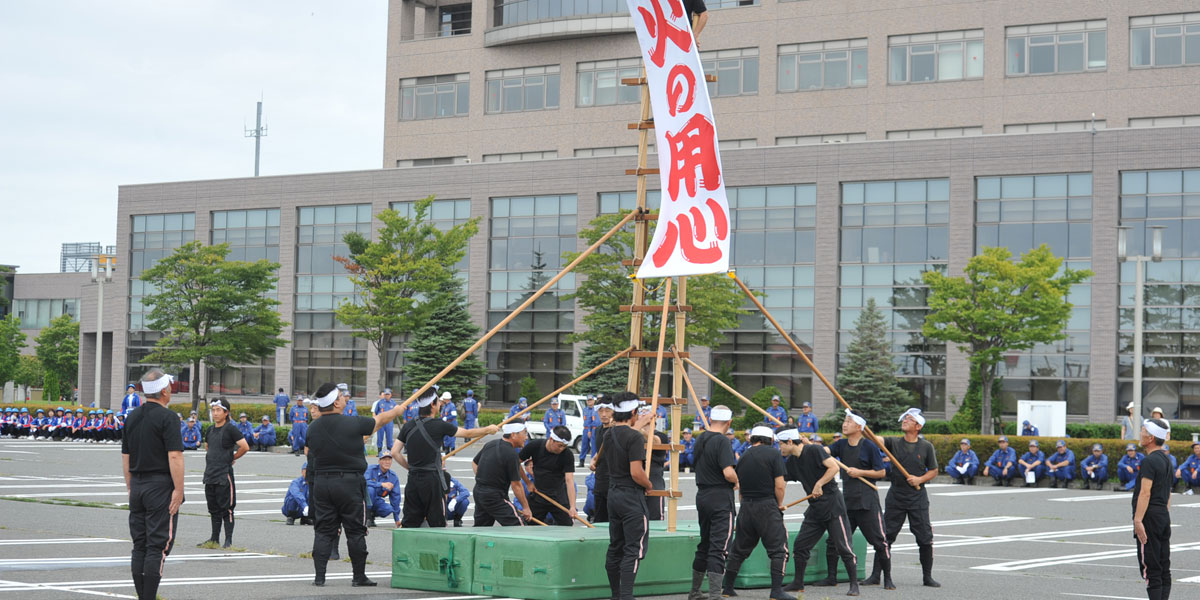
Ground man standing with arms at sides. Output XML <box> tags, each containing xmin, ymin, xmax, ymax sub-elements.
<box><xmin>122</xmin><ymin>384</ymin><xmax>142</xmax><ymax>417</ymax></box>
<box><xmin>273</xmin><ymin>388</ymin><xmax>289</xmax><ymax>426</ymax></box>
<box><xmin>590</xmin><ymin>395</ymin><xmax>616</xmax><ymax>522</ymax></box>
<box><xmin>306</xmin><ymin>382</ymin><xmax>406</xmax><ymax>588</ymax></box>
<box><xmin>544</xmin><ymin>397</ymin><xmax>566</xmax><ymax>432</ymax></box>
<box><xmin>1133</xmin><ymin>418</ymin><xmax>1173</xmax><ymax>600</ymax></box>
<box><xmin>441</xmin><ymin>391</ymin><xmax>459</xmax><ymax>453</ymax></box>
<box><xmin>123</xmin><ymin>369</ymin><xmax>185</xmax><ymax>600</ymax></box>
<box><xmin>604</xmin><ymin>392</ymin><xmax>654</xmax><ymax>600</ymax></box>
<box><xmin>472</xmin><ymin>422</ymin><xmax>534</xmax><ymax>526</ymax></box>
<box><xmin>721</xmin><ymin>426</ymin><xmax>791</xmax><ymax>600</ymax></box>
<box><xmin>797</xmin><ymin>402</ymin><xmax>818</xmax><ymax>435</ymax></box>
<box><xmin>372</xmin><ymin>388</ymin><xmax>397</xmax><ymax>456</ymax></box>
<box><xmin>463</xmin><ymin>389</ymin><xmax>479</xmax><ymax>429</ymax></box>
<box><xmin>581</xmin><ymin>395</ymin><xmax>600</xmax><ymax>467</ymax></box>
<box><xmin>687</xmin><ymin>404</ymin><xmax>738</xmax><ymax>600</ymax></box>
<box><xmin>824</xmin><ymin>410</ymin><xmax>891</xmax><ymax>590</ymax></box>
<box><xmin>393</xmin><ymin>388</ymin><xmax>498</xmax><ymax>528</ymax></box>
<box><xmin>199</xmin><ymin>398</ymin><xmax>248</xmax><ymax>549</ymax></box>
<box><xmin>520</xmin><ymin>425</ymin><xmax>577</xmax><ymax>525</ymax></box>
<box><xmin>868</xmin><ymin>407</ymin><xmax>940</xmax><ymax>588</ymax></box>
<box><xmin>767</xmin><ymin>396</ymin><xmax>787</xmax><ymax>430</ymax></box>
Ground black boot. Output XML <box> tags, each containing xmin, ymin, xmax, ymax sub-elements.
<box><xmin>287</xmin><ymin>517</ymin><xmax>295</xmax><ymax>525</ymax></box>
<box><xmin>608</xmin><ymin>568</ymin><xmax>621</xmax><ymax>600</ymax></box>
<box><xmin>862</xmin><ymin>556</ymin><xmax>881</xmax><ymax>586</ymax></box>
<box><xmin>919</xmin><ymin>544</ymin><xmax>940</xmax><ymax>587</ymax></box>
<box><xmin>706</xmin><ymin>571</ymin><xmax>723</xmax><ymax>600</ymax></box>
<box><xmin>878</xmin><ymin>549</ymin><xmax>895</xmax><ymax>590</ymax></box>
<box><xmin>621</xmin><ymin>569</ymin><xmax>638</xmax><ymax>600</ymax></box>
<box><xmin>783</xmin><ymin>559</ymin><xmax>806</xmax><ymax>592</ymax></box>
<box><xmin>992</xmin><ymin>478</ymin><xmax>1003</xmax><ymax>486</ymax></box>
<box><xmin>199</xmin><ymin>515</ymin><xmax>221</xmax><ymax>546</ymax></box>
<box><xmin>142</xmin><ymin>575</ymin><xmax>161</xmax><ymax>600</ymax></box>
<box><xmin>721</xmin><ymin>569</ymin><xmax>738</xmax><ymax>597</ymax></box>
<box><xmin>222</xmin><ymin>517</ymin><xmax>234</xmax><ymax>548</ymax></box>
<box><xmin>844</xmin><ymin>556</ymin><xmax>859</xmax><ymax>596</ymax></box>
<box><xmin>967</xmin><ymin>476</ymin><xmax>975</xmax><ymax>485</ymax></box>
<box><xmin>132</xmin><ymin>573</ymin><xmax>144</xmax><ymax>600</ymax></box>
<box><xmin>688</xmin><ymin>569</ymin><xmax>705</xmax><ymax>600</ymax></box>
<box><xmin>769</xmin><ymin>558</ymin><xmax>796</xmax><ymax>600</ymax></box>
<box><xmin>812</xmin><ymin>551</ymin><xmax>838</xmax><ymax>586</ymax></box>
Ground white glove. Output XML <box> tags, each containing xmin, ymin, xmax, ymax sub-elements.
<box><xmin>302</xmin><ymin>505</ymin><xmax>309</xmax><ymax>516</ymax></box>
<box><xmin>448</xmin><ymin>499</ymin><xmax>457</xmax><ymax>511</ymax></box>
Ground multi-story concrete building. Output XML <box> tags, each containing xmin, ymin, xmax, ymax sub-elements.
<box><xmin>82</xmin><ymin>0</ymin><xmax>1200</xmax><ymax>424</ymax></box>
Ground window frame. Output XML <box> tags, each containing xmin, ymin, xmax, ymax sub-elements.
<box><xmin>1130</xmin><ymin>13</ymin><xmax>1200</xmax><ymax>68</ymax></box>
<box><xmin>700</xmin><ymin>48</ymin><xmax>760</xmax><ymax>98</ymax></box>
<box><xmin>777</xmin><ymin>39</ymin><xmax>868</xmax><ymax>93</ymax></box>
<box><xmin>399</xmin><ymin>73</ymin><xmax>470</xmax><ymax>121</ymax></box>
<box><xmin>1006</xmin><ymin>21</ymin><xmax>1107</xmax><ymax>76</ymax></box>
<box><xmin>485</xmin><ymin>65</ymin><xmax>561</xmax><ymax>114</ymax></box>
<box><xmin>888</xmin><ymin>30</ymin><xmax>984</xmax><ymax>84</ymax></box>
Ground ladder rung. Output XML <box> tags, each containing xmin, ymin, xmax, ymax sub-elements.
<box><xmin>627</xmin><ymin>121</ymin><xmax>654</xmax><ymax>130</ymax></box>
<box><xmin>638</xmin><ymin>397</ymin><xmax>688</xmax><ymax>406</ymax></box>
<box><xmin>626</xmin><ymin>168</ymin><xmax>659</xmax><ymax>176</ymax></box>
<box><xmin>652</xmin><ymin>442</ymin><xmax>687</xmax><ymax>451</ymax></box>
<box><xmin>646</xmin><ymin>489</ymin><xmax>684</xmax><ymax>498</ymax></box>
<box><xmin>629</xmin><ymin>350</ymin><xmax>689</xmax><ymax>358</ymax></box>
<box><xmin>620</xmin><ymin>304</ymin><xmax>693</xmax><ymax>313</ymax></box>
<box><xmin>635</xmin><ymin>212</ymin><xmax>659</xmax><ymax>222</ymax></box>
<box><xmin>621</xmin><ymin>258</ymin><xmax>644</xmax><ymax>267</ymax></box>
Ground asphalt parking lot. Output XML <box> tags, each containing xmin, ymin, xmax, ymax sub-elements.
<box><xmin>0</xmin><ymin>436</ymin><xmax>1196</xmax><ymax>600</ymax></box>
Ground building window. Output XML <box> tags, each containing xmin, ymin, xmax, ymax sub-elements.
<box><xmin>486</xmin><ymin>65</ymin><xmax>560</xmax><ymax>113</ymax></box>
<box><xmin>777</xmin><ymin>39</ymin><xmax>867</xmax><ymax>92</ymax></box>
<box><xmin>577</xmin><ymin>58</ymin><xmax>641</xmax><ymax>107</ymax></box>
<box><xmin>400</xmin><ymin>74</ymin><xmax>469</xmax><ymax>121</ymax></box>
<box><xmin>128</xmin><ymin>212</ymin><xmax>196</xmax><ymax>384</ymax></box>
<box><xmin>211</xmin><ymin>209</ymin><xmax>281</xmax><ymax>265</ymax></box>
<box><xmin>493</xmin><ymin>0</ymin><xmax>624</xmax><ymax>28</ymax></box>
<box><xmin>1129</xmin><ymin>115</ymin><xmax>1200</xmax><ymax>128</ymax></box>
<box><xmin>889</xmin><ymin>30</ymin><xmax>983</xmax><ymax>84</ymax></box>
<box><xmin>1118</xmin><ymin>169</ymin><xmax>1200</xmax><ymax>420</ymax></box>
<box><xmin>885</xmin><ymin>126</ymin><xmax>982</xmax><ymax>139</ymax></box>
<box><xmin>702</xmin><ymin>48</ymin><xmax>759</xmax><ymax>98</ymax></box>
<box><xmin>482</xmin><ymin>150</ymin><xmax>557</xmax><ymax>162</ymax></box>
<box><xmin>12</xmin><ymin>298</ymin><xmax>78</xmax><ymax>330</ymax></box>
<box><xmin>776</xmin><ymin>133</ymin><xmax>866</xmax><ymax>146</ymax></box>
<box><xmin>396</xmin><ymin>156</ymin><xmax>469</xmax><ymax>168</ymax></box>
<box><xmin>1130</xmin><ymin>13</ymin><xmax>1200</xmax><ymax>68</ymax></box>
<box><xmin>598</xmin><ymin>190</ymin><xmax>662</xmax><ymax>215</ymax></box>
<box><xmin>708</xmin><ymin>0</ymin><xmax>760</xmax><ymax>8</ymax></box>
<box><xmin>721</xmin><ymin>139</ymin><xmax>757</xmax><ymax>149</ymax></box>
<box><xmin>439</xmin><ymin>4</ymin><xmax>471</xmax><ymax>37</ymax></box>
<box><xmin>487</xmin><ymin>195</ymin><xmax>578</xmax><ymax>404</ymax></box>
<box><xmin>574</xmin><ymin>145</ymin><xmax>654</xmax><ymax>157</ymax></box>
<box><xmin>1005</xmin><ymin>120</ymin><xmax>1106</xmax><ymax>133</ymax></box>
<box><xmin>1006</xmin><ymin>21</ymin><xmax>1106</xmax><ymax>76</ymax></box>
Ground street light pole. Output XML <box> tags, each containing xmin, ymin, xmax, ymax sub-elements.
<box><xmin>91</xmin><ymin>256</ymin><xmax>112</xmax><ymax>409</ymax></box>
<box><xmin>1118</xmin><ymin>225</ymin><xmax>1164</xmax><ymax>424</ymax></box>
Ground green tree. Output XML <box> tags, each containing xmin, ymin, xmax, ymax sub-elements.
<box><xmin>574</xmin><ymin>344</ymin><xmax>629</xmax><ymax>396</ymax></box>
<box><xmin>838</xmin><ymin>298</ymin><xmax>913</xmax><ymax>426</ymax></box>
<box><xmin>42</xmin><ymin>372</ymin><xmax>60</xmax><ymax>404</ymax></box>
<box><xmin>335</xmin><ymin>197</ymin><xmax>479</xmax><ymax>389</ymax></box>
<box><xmin>709</xmin><ymin>361</ymin><xmax>737</xmax><ymax>408</ymax></box>
<box><xmin>14</xmin><ymin>355</ymin><xmax>43</xmax><ymax>389</ymax></box>
<box><xmin>403</xmin><ymin>278</ymin><xmax>486</xmax><ymax>399</ymax></box>
<box><xmin>519</xmin><ymin>375</ymin><xmax>539</xmax><ymax>401</ymax></box>
<box><xmin>949</xmin><ymin>369</ymin><xmax>1003</xmax><ymax>434</ymax></box>
<box><xmin>923</xmin><ymin>245</ymin><xmax>1091</xmax><ymax>434</ymax></box>
<box><xmin>34</xmin><ymin>314</ymin><xmax>79</xmax><ymax>395</ymax></box>
<box><xmin>749</xmin><ymin>385</ymin><xmax>781</xmax><ymax>417</ymax></box>
<box><xmin>0</xmin><ymin>315</ymin><xmax>25</xmax><ymax>385</ymax></box>
<box><xmin>140</xmin><ymin>241</ymin><xmax>288</xmax><ymax>414</ymax></box>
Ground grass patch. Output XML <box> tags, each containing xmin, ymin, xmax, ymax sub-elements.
<box><xmin>299</xmin><ymin>551</ymin><xmax>313</xmax><ymax>559</ymax></box>
<box><xmin>195</xmin><ymin>541</ymin><xmax>221</xmax><ymax>550</ymax></box>
<box><xmin>0</xmin><ymin>496</ymin><xmax>125</xmax><ymax>510</ymax></box>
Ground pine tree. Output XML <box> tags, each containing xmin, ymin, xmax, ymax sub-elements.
<box><xmin>574</xmin><ymin>344</ymin><xmax>630</xmax><ymax>396</ymax></box>
<box><xmin>838</xmin><ymin>298</ymin><xmax>912</xmax><ymax>425</ymax></box>
<box><xmin>403</xmin><ymin>278</ymin><xmax>486</xmax><ymax>400</ymax></box>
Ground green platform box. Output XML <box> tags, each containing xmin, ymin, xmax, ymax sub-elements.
<box><xmin>471</xmin><ymin>526</ymin><xmax>701</xmax><ymax>600</ymax></box>
<box><xmin>732</xmin><ymin>528</ymin><xmax>868</xmax><ymax>588</ymax></box>
<box><xmin>391</xmin><ymin>528</ymin><xmax>477</xmax><ymax>593</ymax></box>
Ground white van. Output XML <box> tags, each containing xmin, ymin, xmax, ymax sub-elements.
<box><xmin>523</xmin><ymin>394</ymin><xmax>588</xmax><ymax>452</ymax></box>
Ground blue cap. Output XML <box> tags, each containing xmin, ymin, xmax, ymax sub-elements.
<box><xmin>1022</xmin><ymin>420</ymin><xmax>1030</xmax><ymax>425</ymax></box>
<box><xmin>467</xmin><ymin>390</ymin><xmax>474</xmax><ymax>396</ymax></box>
<box><xmin>382</xmin><ymin>387</ymin><xmax>392</xmax><ymax>394</ymax></box>
<box><xmin>36</xmin><ymin>409</ymin><xmax>43</xmax><ymax>413</ymax></box>
<box><xmin>1029</xmin><ymin>440</ymin><xmax>1039</xmax><ymax>447</ymax></box>
<box><xmin>56</xmin><ymin>406</ymin><xmax>63</xmax><ymax>412</ymax></box>
<box><xmin>519</xmin><ymin>397</ymin><xmax>527</xmax><ymax>404</ymax></box>
<box><xmin>802</xmin><ymin>402</ymin><xmax>811</xmax><ymax>407</ymax></box>
<box><xmin>1127</xmin><ymin>443</ymin><xmax>1137</xmax><ymax>451</ymax></box>
<box><xmin>75</xmin><ymin>408</ymin><xmax>83</xmax><ymax>413</ymax></box>
<box><xmin>21</xmin><ymin>408</ymin><xmax>28</xmax><ymax>413</ymax></box>
<box><xmin>1093</xmin><ymin>443</ymin><xmax>1103</xmax><ymax>451</ymax></box>
<box><xmin>106</xmin><ymin>410</ymin><xmax>114</xmax><ymax>415</ymax></box>
<box><xmin>1056</xmin><ymin>440</ymin><xmax>1066</xmax><ymax>448</ymax></box>
<box><xmin>998</xmin><ymin>435</ymin><xmax>1009</xmax><ymax>442</ymax></box>
<box><xmin>960</xmin><ymin>438</ymin><xmax>971</xmax><ymax>446</ymax></box>
<box><xmin>127</xmin><ymin>384</ymin><xmax>136</xmax><ymax>389</ymax></box>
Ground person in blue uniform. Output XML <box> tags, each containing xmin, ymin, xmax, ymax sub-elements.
<box><xmin>540</xmin><ymin>397</ymin><xmax>566</xmax><ymax>433</ymax></box>
<box><xmin>655</xmin><ymin>403</ymin><xmax>668</xmax><ymax>432</ymax></box>
<box><xmin>679</xmin><ymin>429</ymin><xmax>695</xmax><ymax>472</ymax></box>
<box><xmin>235</xmin><ymin>413</ymin><xmax>255</xmax><ymax>442</ymax></box>
<box><xmin>696</xmin><ymin>396</ymin><xmax>712</xmax><ymax>430</ymax></box>
<box><xmin>403</xmin><ymin>389</ymin><xmax>420</xmax><ymax>423</ymax></box>
<box><xmin>946</xmin><ymin>438</ymin><xmax>979</xmax><ymax>484</ymax></box>
<box><xmin>1080</xmin><ymin>443</ymin><xmax>1109</xmax><ymax>490</ymax></box>
<box><xmin>69</xmin><ymin>408</ymin><xmax>85</xmax><ymax>439</ymax></box>
<box><xmin>1117</xmin><ymin>443</ymin><xmax>1144</xmax><ymax>491</ymax></box>
<box><xmin>1045</xmin><ymin>440</ymin><xmax>1076</xmax><ymax>488</ymax></box>
<box><xmin>580</xmin><ymin>395</ymin><xmax>600</xmax><ymax>467</ymax></box>
<box><xmin>1018</xmin><ymin>440</ymin><xmax>1046</xmax><ymax>487</ymax></box>
<box><xmin>983</xmin><ymin>435</ymin><xmax>1017</xmax><ymax>486</ymax></box>
<box><xmin>767</xmin><ymin>395</ymin><xmax>787</xmax><ymax>429</ymax></box>
<box><xmin>288</xmin><ymin>398</ymin><xmax>309</xmax><ymax>455</ymax></box>
<box><xmin>1021</xmin><ymin>420</ymin><xmax>1039</xmax><ymax>436</ymax></box>
<box><xmin>338</xmin><ymin>383</ymin><xmax>356</xmax><ymax>416</ymax></box>
<box><xmin>288</xmin><ymin>395</ymin><xmax>307</xmax><ymax>425</ymax></box>
<box><xmin>441</xmin><ymin>392</ymin><xmax>459</xmax><ymax>452</ymax></box>
<box><xmin>444</xmin><ymin>473</ymin><xmax>470</xmax><ymax>527</ymax></box>
<box><xmin>49</xmin><ymin>408</ymin><xmax>68</xmax><ymax>441</ymax></box>
<box><xmin>373</xmin><ymin>388</ymin><xmax>398</xmax><ymax>455</ymax></box>
<box><xmin>583</xmin><ymin>471</ymin><xmax>596</xmax><ymax>519</ymax></box>
<box><xmin>283</xmin><ymin>462</ymin><xmax>312</xmax><ymax>525</ymax></box>
<box><xmin>250</xmin><ymin>416</ymin><xmax>276</xmax><ymax>451</ymax></box>
<box><xmin>508</xmin><ymin>397</ymin><xmax>530</xmax><ymax>422</ymax></box>
<box><xmin>31</xmin><ymin>409</ymin><xmax>47</xmax><ymax>439</ymax></box>
<box><xmin>102</xmin><ymin>411</ymin><xmax>120</xmax><ymax>443</ymax></box>
<box><xmin>462</xmin><ymin>390</ymin><xmax>479</xmax><ymax>429</ymax></box>
<box><xmin>272</xmin><ymin>388</ymin><xmax>289</xmax><ymax>425</ymax></box>
<box><xmin>364</xmin><ymin>454</ymin><xmax>402</xmax><ymax>528</ymax></box>
<box><xmin>122</xmin><ymin>384</ymin><xmax>142</xmax><ymax>416</ymax></box>
<box><xmin>1164</xmin><ymin>443</ymin><xmax>1179</xmax><ymax>489</ymax></box>
<box><xmin>14</xmin><ymin>408</ymin><xmax>33</xmax><ymax>438</ymax></box>
<box><xmin>797</xmin><ymin>401</ymin><xmax>818</xmax><ymax>434</ymax></box>
<box><xmin>181</xmin><ymin>416</ymin><xmax>202</xmax><ymax>450</ymax></box>
<box><xmin>1179</xmin><ymin>442</ymin><xmax>1200</xmax><ymax>495</ymax></box>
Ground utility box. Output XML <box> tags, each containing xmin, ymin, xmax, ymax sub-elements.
<box><xmin>391</xmin><ymin>528</ymin><xmax>477</xmax><ymax>593</ymax></box>
<box><xmin>1017</xmin><ymin>400</ymin><xmax>1067</xmax><ymax>438</ymax></box>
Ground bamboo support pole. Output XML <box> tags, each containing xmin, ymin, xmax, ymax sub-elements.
<box><xmin>533</xmin><ymin>489</ymin><xmax>594</xmax><ymax>528</ymax></box>
<box><xmin>645</xmin><ymin>278</ymin><xmax>672</xmax><ymax>462</ymax></box>
<box><xmin>443</xmin><ymin>347</ymin><xmax>634</xmax><ymax>460</ymax></box>
<box><xmin>667</xmin><ymin>277</ymin><xmax>685</xmax><ymax>531</ymax></box>
<box><xmin>528</xmin><ymin>516</ymin><xmax>549</xmax><ymax>526</ymax></box>
<box><xmin>672</xmin><ymin>347</ymin><xmax>710</xmax><ymax>431</ymax></box>
<box><xmin>727</xmin><ymin>271</ymin><xmax>919</xmax><ymax>488</ymax></box>
<box><xmin>784</xmin><ymin>494</ymin><xmax>815</xmax><ymax>510</ymax></box>
<box><xmin>832</xmin><ymin>457</ymin><xmax>880</xmax><ymax>491</ymax></box>
<box><xmin>682</xmin><ymin>357</ymin><xmax>784</xmax><ymax>427</ymax></box>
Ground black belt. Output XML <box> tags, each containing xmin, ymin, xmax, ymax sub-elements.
<box><xmin>314</xmin><ymin>471</ymin><xmax>362</xmax><ymax>478</ymax></box>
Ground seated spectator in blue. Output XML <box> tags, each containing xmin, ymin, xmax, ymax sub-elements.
<box><xmin>1018</xmin><ymin>440</ymin><xmax>1046</xmax><ymax>487</ymax></box>
<box><xmin>766</xmin><ymin>395</ymin><xmax>787</xmax><ymax>429</ymax></box>
<box><xmin>583</xmin><ymin>472</ymin><xmax>596</xmax><ymax>521</ymax></box>
<box><xmin>508</xmin><ymin>397</ymin><xmax>530</xmax><ymax>422</ymax></box>
<box><xmin>1020</xmin><ymin>420</ymin><xmax>1039</xmax><ymax>436</ymax></box>
<box><xmin>235</xmin><ymin>413</ymin><xmax>255</xmax><ymax>442</ymax></box>
<box><xmin>1080</xmin><ymin>443</ymin><xmax>1109</xmax><ymax>490</ymax></box>
<box><xmin>679</xmin><ymin>429</ymin><xmax>695</xmax><ymax>472</ymax></box>
<box><xmin>444</xmin><ymin>472</ymin><xmax>470</xmax><ymax>527</ymax></box>
<box><xmin>365</xmin><ymin>454</ymin><xmax>402</xmax><ymax>527</ymax></box>
<box><xmin>946</xmin><ymin>438</ymin><xmax>980</xmax><ymax>484</ymax></box>
<box><xmin>282</xmin><ymin>462</ymin><xmax>312</xmax><ymax>525</ymax></box>
<box><xmin>32</xmin><ymin>409</ymin><xmax>48</xmax><ymax>439</ymax></box>
<box><xmin>1116</xmin><ymin>443</ymin><xmax>1144</xmax><ymax>491</ymax></box>
<box><xmin>1165</xmin><ymin>442</ymin><xmax>1179</xmax><ymax>489</ymax></box>
<box><xmin>797</xmin><ymin>401</ymin><xmax>818</xmax><ymax>433</ymax></box>
<box><xmin>1179</xmin><ymin>442</ymin><xmax>1200</xmax><ymax>495</ymax></box>
<box><xmin>1045</xmin><ymin>440</ymin><xmax>1075</xmax><ymax>488</ymax></box>
<box><xmin>181</xmin><ymin>415</ymin><xmax>202</xmax><ymax>450</ymax></box>
<box><xmin>250</xmin><ymin>416</ymin><xmax>276</xmax><ymax>451</ymax></box>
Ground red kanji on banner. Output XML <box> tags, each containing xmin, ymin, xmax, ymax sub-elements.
<box><xmin>651</xmin><ymin>198</ymin><xmax>728</xmax><ymax>267</ymax></box>
<box><xmin>637</xmin><ymin>0</ymin><xmax>692</xmax><ymax>68</ymax></box>
<box><xmin>666</xmin><ymin>63</ymin><xmax>695</xmax><ymax>117</ymax></box>
<box><xmin>663</xmin><ymin>112</ymin><xmax>721</xmax><ymax>200</ymax></box>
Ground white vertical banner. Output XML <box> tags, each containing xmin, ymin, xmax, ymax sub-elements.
<box><xmin>625</xmin><ymin>0</ymin><xmax>731</xmax><ymax>279</ymax></box>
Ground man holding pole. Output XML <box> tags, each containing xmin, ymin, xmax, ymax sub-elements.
<box><xmin>867</xmin><ymin>407</ymin><xmax>939</xmax><ymax>588</ymax></box>
<box><xmin>721</xmin><ymin>425</ymin><xmax>792</xmax><ymax>600</ymax></box>
<box><xmin>472</xmin><ymin>422</ymin><xmax>534</xmax><ymax>526</ymax></box>
<box><xmin>604</xmin><ymin>393</ymin><xmax>653</xmax><ymax>600</ymax></box>
<box><xmin>687</xmin><ymin>405</ymin><xmax>738</xmax><ymax>600</ymax></box>
<box><xmin>519</xmin><ymin>425</ymin><xmax>577</xmax><ymax>526</ymax></box>
<box><xmin>822</xmin><ymin>409</ymin><xmax>891</xmax><ymax>590</ymax></box>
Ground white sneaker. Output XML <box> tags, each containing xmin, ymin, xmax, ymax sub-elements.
<box><xmin>1186</xmin><ymin>488</ymin><xmax>1194</xmax><ymax>496</ymax></box>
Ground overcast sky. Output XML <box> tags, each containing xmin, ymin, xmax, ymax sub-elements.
<box><xmin>0</xmin><ymin>1</ymin><xmax>386</xmax><ymax>273</ymax></box>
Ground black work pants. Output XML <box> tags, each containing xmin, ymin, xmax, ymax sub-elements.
<box><xmin>592</xmin><ymin>491</ymin><xmax>609</xmax><ymax>523</ymax></box>
<box><xmin>311</xmin><ymin>472</ymin><xmax>368</xmax><ymax>579</ymax></box>
<box><xmin>1137</xmin><ymin>508</ymin><xmax>1171</xmax><ymax>600</ymax></box>
<box><xmin>826</xmin><ymin>506</ymin><xmax>890</xmax><ymax>570</ymax></box>
<box><xmin>605</xmin><ymin>484</ymin><xmax>649</xmax><ymax>600</ymax></box>
<box><xmin>401</xmin><ymin>472</ymin><xmax>447</xmax><ymax>528</ymax></box>
<box><xmin>883</xmin><ymin>501</ymin><xmax>933</xmax><ymax>547</ymax></box>
<box><xmin>726</xmin><ymin>497</ymin><xmax>789</xmax><ymax>577</ymax></box>
<box><xmin>693</xmin><ymin>486</ymin><xmax>736</xmax><ymax>573</ymax></box>
<box><xmin>473</xmin><ymin>486</ymin><xmax>523</xmax><ymax>527</ymax></box>
<box><xmin>529</xmin><ymin>487</ymin><xmax>572</xmax><ymax>526</ymax></box>
<box><xmin>794</xmin><ymin>501</ymin><xmax>856</xmax><ymax>564</ymax></box>
<box><xmin>128</xmin><ymin>473</ymin><xmax>179</xmax><ymax>599</ymax></box>
<box><xmin>204</xmin><ymin>474</ymin><xmax>236</xmax><ymax>520</ymax></box>
<box><xmin>646</xmin><ymin>470</ymin><xmax>666</xmax><ymax>521</ymax></box>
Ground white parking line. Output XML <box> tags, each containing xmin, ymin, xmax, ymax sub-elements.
<box><xmin>1062</xmin><ymin>593</ymin><xmax>1149</xmax><ymax>600</ymax></box>
<box><xmin>0</xmin><ymin>538</ymin><xmax>126</xmax><ymax>546</ymax></box>
<box><xmin>1049</xmin><ymin>494</ymin><xmax>1140</xmax><ymax>503</ymax></box>
<box><xmin>0</xmin><ymin>577</ymin><xmax>134</xmax><ymax>598</ymax></box>
<box><xmin>975</xmin><ymin>541</ymin><xmax>1200</xmax><ymax>571</ymax></box>
<box><xmin>31</xmin><ymin>570</ymin><xmax>393</xmax><ymax>591</ymax></box>
<box><xmin>891</xmin><ymin>525</ymin><xmax>1139</xmax><ymax>552</ymax></box>
<box><xmin>0</xmin><ymin>553</ymin><xmax>281</xmax><ymax>568</ymax></box>
<box><xmin>934</xmin><ymin>487</ymin><xmax>1065</xmax><ymax>497</ymax></box>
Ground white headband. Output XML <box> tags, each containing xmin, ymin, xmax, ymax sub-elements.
<box><xmin>209</xmin><ymin>400</ymin><xmax>228</xmax><ymax>412</ymax></box>
<box><xmin>549</xmin><ymin>431</ymin><xmax>570</xmax><ymax>444</ymax></box>
<box><xmin>142</xmin><ymin>374</ymin><xmax>174</xmax><ymax>395</ymax></box>
<box><xmin>440</xmin><ymin>392</ymin><xmax>452</xmax><ymax>400</ymax></box>
<box><xmin>315</xmin><ymin>388</ymin><xmax>339</xmax><ymax>408</ymax></box>
<box><xmin>336</xmin><ymin>383</ymin><xmax>349</xmax><ymax>392</ymax></box>
<box><xmin>502</xmin><ymin>423</ymin><xmax>526</xmax><ymax>435</ymax></box>
<box><xmin>776</xmin><ymin>429</ymin><xmax>800</xmax><ymax>442</ymax></box>
<box><xmin>846</xmin><ymin>409</ymin><xmax>866</xmax><ymax>428</ymax></box>
<box><xmin>1144</xmin><ymin>419</ymin><xmax>1170</xmax><ymax>440</ymax></box>
<box><xmin>615</xmin><ymin>399</ymin><xmax>641</xmax><ymax>412</ymax></box>
<box><xmin>750</xmin><ymin>426</ymin><xmax>775</xmax><ymax>439</ymax></box>
<box><xmin>417</xmin><ymin>394</ymin><xmax>437</xmax><ymax>408</ymax></box>
<box><xmin>898</xmin><ymin>408</ymin><xmax>926</xmax><ymax>427</ymax></box>
<box><xmin>595</xmin><ymin>400</ymin><xmax>614</xmax><ymax>410</ymax></box>
<box><xmin>710</xmin><ymin>407</ymin><xmax>733</xmax><ymax>422</ymax></box>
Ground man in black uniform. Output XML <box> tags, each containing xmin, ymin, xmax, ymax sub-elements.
<box><xmin>722</xmin><ymin>426</ymin><xmax>792</xmax><ymax>600</ymax></box>
<box><xmin>393</xmin><ymin>388</ymin><xmax>497</xmax><ymax>527</ymax></box>
<box><xmin>605</xmin><ymin>392</ymin><xmax>653</xmax><ymax>600</ymax></box>
<box><xmin>867</xmin><ymin>407</ymin><xmax>939</xmax><ymax>588</ymax></box>
<box><xmin>822</xmin><ymin>409</ymin><xmax>892</xmax><ymax>589</ymax></box>
<box><xmin>646</xmin><ymin>421</ymin><xmax>670</xmax><ymax>521</ymax></box>
<box><xmin>1133</xmin><ymin>418</ymin><xmax>1173</xmax><ymax>600</ymax></box>
<box><xmin>473</xmin><ymin>422</ymin><xmax>534</xmax><ymax>526</ymax></box>
<box><xmin>122</xmin><ymin>369</ymin><xmax>185</xmax><ymax>600</ymax></box>
<box><xmin>589</xmin><ymin>395</ymin><xmax>616</xmax><ymax>523</ymax></box>
<box><xmin>687</xmin><ymin>405</ymin><xmax>739</xmax><ymax>600</ymax></box>
<box><xmin>199</xmin><ymin>397</ymin><xmax>248</xmax><ymax>549</ymax></box>
<box><xmin>519</xmin><ymin>425</ymin><xmax>577</xmax><ymax>525</ymax></box>
<box><xmin>306</xmin><ymin>382</ymin><xmax>406</xmax><ymax>587</ymax></box>
<box><xmin>777</xmin><ymin>428</ymin><xmax>859</xmax><ymax>596</ymax></box>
